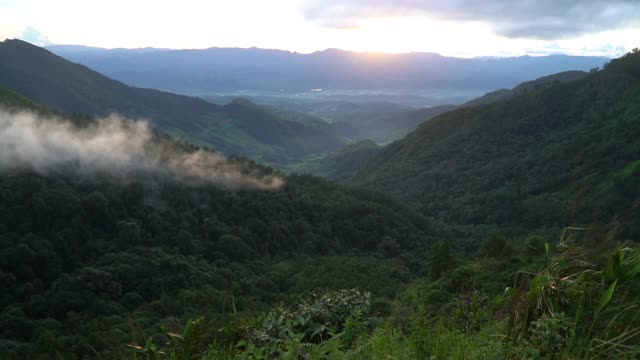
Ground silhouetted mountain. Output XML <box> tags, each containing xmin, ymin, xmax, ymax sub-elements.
<box><xmin>0</xmin><ymin>39</ymin><xmax>345</xmax><ymax>165</ymax></box>
<box><xmin>48</xmin><ymin>45</ymin><xmax>608</xmax><ymax>99</ymax></box>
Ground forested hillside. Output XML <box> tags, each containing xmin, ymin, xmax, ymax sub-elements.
<box><xmin>154</xmin><ymin>51</ymin><xmax>639</xmax><ymax>360</ymax></box>
<box><xmin>0</xmin><ymin>88</ymin><xmax>438</xmax><ymax>358</ymax></box>
<box><xmin>289</xmin><ymin>140</ymin><xmax>381</xmax><ymax>180</ymax></box>
<box><xmin>0</xmin><ymin>171</ymin><xmax>436</xmax><ymax>358</ymax></box>
<box><xmin>353</xmin><ymin>50</ymin><xmax>640</xmax><ymax>237</ymax></box>
<box><xmin>0</xmin><ymin>40</ymin><xmax>345</xmax><ymax>165</ymax></box>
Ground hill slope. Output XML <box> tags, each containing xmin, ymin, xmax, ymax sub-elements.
<box><xmin>290</xmin><ymin>140</ymin><xmax>382</xmax><ymax>180</ymax></box>
<box><xmin>353</xmin><ymin>51</ymin><xmax>640</xmax><ymax>235</ymax></box>
<box><xmin>325</xmin><ymin>103</ymin><xmax>457</xmax><ymax>143</ymax></box>
<box><xmin>464</xmin><ymin>70</ymin><xmax>590</xmax><ymax>107</ymax></box>
<box><xmin>0</xmin><ymin>39</ymin><xmax>345</xmax><ymax>165</ymax></box>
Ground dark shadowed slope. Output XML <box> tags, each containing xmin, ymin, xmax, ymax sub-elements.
<box><xmin>353</xmin><ymin>51</ymin><xmax>640</xmax><ymax>236</ymax></box>
<box><xmin>0</xmin><ymin>39</ymin><xmax>345</xmax><ymax>165</ymax></box>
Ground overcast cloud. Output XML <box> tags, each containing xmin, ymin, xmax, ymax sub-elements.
<box><xmin>302</xmin><ymin>0</ymin><xmax>640</xmax><ymax>39</ymax></box>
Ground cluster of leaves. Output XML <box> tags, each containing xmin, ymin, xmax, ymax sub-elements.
<box><xmin>250</xmin><ymin>289</ymin><xmax>372</xmax><ymax>345</ymax></box>
<box><xmin>128</xmin><ymin>289</ymin><xmax>375</xmax><ymax>359</ymax></box>
<box><xmin>507</xmin><ymin>233</ymin><xmax>640</xmax><ymax>358</ymax></box>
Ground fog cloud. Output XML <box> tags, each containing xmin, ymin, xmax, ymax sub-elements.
<box><xmin>0</xmin><ymin>109</ymin><xmax>284</xmax><ymax>190</ymax></box>
<box><xmin>302</xmin><ymin>0</ymin><xmax>640</xmax><ymax>39</ymax></box>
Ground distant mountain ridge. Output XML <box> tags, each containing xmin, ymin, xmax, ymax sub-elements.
<box><xmin>0</xmin><ymin>39</ymin><xmax>345</xmax><ymax>165</ymax></box>
<box><xmin>47</xmin><ymin>44</ymin><xmax>608</xmax><ymax>98</ymax></box>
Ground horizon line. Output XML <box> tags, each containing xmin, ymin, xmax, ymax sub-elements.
<box><xmin>5</xmin><ymin>39</ymin><xmax>613</xmax><ymax>59</ymax></box>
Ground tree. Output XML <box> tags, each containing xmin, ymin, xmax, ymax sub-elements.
<box><xmin>378</xmin><ymin>236</ymin><xmax>401</xmax><ymax>258</ymax></box>
<box><xmin>429</xmin><ymin>240</ymin><xmax>452</xmax><ymax>278</ymax></box>
<box><xmin>525</xmin><ymin>235</ymin><xmax>546</xmax><ymax>260</ymax></box>
<box><xmin>83</xmin><ymin>191</ymin><xmax>109</xmax><ymax>226</ymax></box>
<box><xmin>217</xmin><ymin>234</ymin><xmax>253</xmax><ymax>262</ymax></box>
<box><xmin>479</xmin><ymin>233</ymin><xmax>512</xmax><ymax>261</ymax></box>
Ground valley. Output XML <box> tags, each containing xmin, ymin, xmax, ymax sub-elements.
<box><xmin>0</xmin><ymin>17</ymin><xmax>638</xmax><ymax>359</ymax></box>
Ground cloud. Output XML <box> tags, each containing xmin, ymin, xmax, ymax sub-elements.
<box><xmin>0</xmin><ymin>1</ymin><xmax>24</xmax><ymax>8</ymax></box>
<box><xmin>0</xmin><ymin>110</ymin><xmax>284</xmax><ymax>190</ymax></box>
<box><xmin>18</xmin><ymin>26</ymin><xmax>51</xmax><ymax>46</ymax></box>
<box><xmin>301</xmin><ymin>0</ymin><xmax>640</xmax><ymax>39</ymax></box>
<box><xmin>522</xmin><ymin>42</ymin><xmax>628</xmax><ymax>58</ymax></box>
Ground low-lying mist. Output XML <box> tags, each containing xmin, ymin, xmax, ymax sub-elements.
<box><xmin>0</xmin><ymin>109</ymin><xmax>284</xmax><ymax>190</ymax></box>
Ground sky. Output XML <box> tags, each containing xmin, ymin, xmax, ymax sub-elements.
<box><xmin>0</xmin><ymin>0</ymin><xmax>638</xmax><ymax>57</ymax></box>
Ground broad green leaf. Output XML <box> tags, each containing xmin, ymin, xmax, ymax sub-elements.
<box><xmin>596</xmin><ymin>278</ymin><xmax>618</xmax><ymax>314</ymax></box>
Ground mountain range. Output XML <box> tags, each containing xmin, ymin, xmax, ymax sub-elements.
<box><xmin>48</xmin><ymin>44</ymin><xmax>608</xmax><ymax>103</ymax></box>
<box><xmin>0</xmin><ymin>39</ymin><xmax>345</xmax><ymax>165</ymax></box>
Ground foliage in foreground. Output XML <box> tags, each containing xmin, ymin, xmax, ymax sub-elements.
<box><xmin>129</xmin><ymin>231</ymin><xmax>640</xmax><ymax>359</ymax></box>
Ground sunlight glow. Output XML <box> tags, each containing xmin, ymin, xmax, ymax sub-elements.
<box><xmin>0</xmin><ymin>0</ymin><xmax>637</xmax><ymax>57</ymax></box>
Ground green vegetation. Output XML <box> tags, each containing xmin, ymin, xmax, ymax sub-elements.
<box><xmin>353</xmin><ymin>51</ymin><xmax>640</xmax><ymax>238</ymax></box>
<box><xmin>124</xmin><ymin>231</ymin><xmax>640</xmax><ymax>359</ymax></box>
<box><xmin>0</xmin><ymin>88</ymin><xmax>41</xmax><ymax>110</ymax></box>
<box><xmin>0</xmin><ymin>166</ymin><xmax>437</xmax><ymax>358</ymax></box>
<box><xmin>288</xmin><ymin>140</ymin><xmax>381</xmax><ymax>180</ymax></box>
